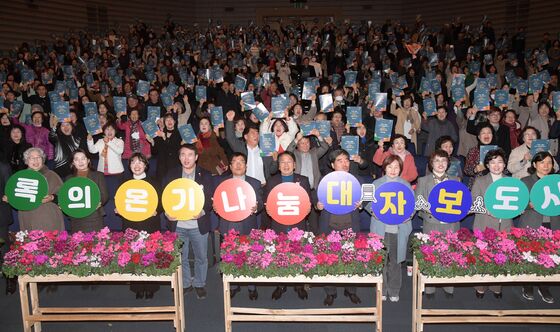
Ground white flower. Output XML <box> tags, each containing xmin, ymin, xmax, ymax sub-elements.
<box><xmin>138</xmin><ymin>231</ymin><xmax>149</xmax><ymax>240</ymax></box>
<box><xmin>265</xmin><ymin>245</ymin><xmax>276</xmax><ymax>253</ymax></box>
<box><xmin>342</xmin><ymin>241</ymin><xmax>355</xmax><ymax>251</ymax></box>
<box><xmin>415</xmin><ymin>233</ymin><xmax>430</xmax><ymax>243</ymax></box>
<box><xmin>522</xmin><ymin>251</ymin><xmax>536</xmax><ymax>263</ymax></box>
<box><xmin>551</xmin><ymin>255</ymin><xmax>560</xmax><ymax>266</ymax></box>
<box><xmin>303</xmin><ymin>232</ymin><xmax>315</xmax><ymax>244</ymax></box>
<box><xmin>89</xmin><ymin>255</ymin><xmax>101</xmax><ymax>268</ymax></box>
<box><xmin>15</xmin><ymin>230</ymin><xmax>28</xmax><ymax>242</ymax></box>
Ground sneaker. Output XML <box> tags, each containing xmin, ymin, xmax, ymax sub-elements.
<box><xmin>538</xmin><ymin>287</ymin><xmax>554</xmax><ymax>304</ymax></box>
<box><xmin>389</xmin><ymin>296</ymin><xmax>399</xmax><ymax>302</ymax></box>
<box><xmin>195</xmin><ymin>287</ymin><xmax>207</xmax><ymax>300</ymax></box>
<box><xmin>521</xmin><ymin>287</ymin><xmax>534</xmax><ymax>301</ymax></box>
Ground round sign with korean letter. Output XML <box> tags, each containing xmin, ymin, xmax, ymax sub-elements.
<box><xmin>484</xmin><ymin>177</ymin><xmax>529</xmax><ymax>219</ymax></box>
<box><xmin>317</xmin><ymin>171</ymin><xmax>362</xmax><ymax>215</ymax></box>
<box><xmin>428</xmin><ymin>180</ymin><xmax>472</xmax><ymax>223</ymax></box>
<box><xmin>58</xmin><ymin>177</ymin><xmax>101</xmax><ymax>218</ymax></box>
<box><xmin>115</xmin><ymin>180</ymin><xmax>159</xmax><ymax>222</ymax></box>
<box><xmin>529</xmin><ymin>174</ymin><xmax>560</xmax><ymax>217</ymax></box>
<box><xmin>266</xmin><ymin>182</ymin><xmax>311</xmax><ymax>226</ymax></box>
<box><xmin>162</xmin><ymin>178</ymin><xmax>205</xmax><ymax>220</ymax></box>
<box><xmin>213</xmin><ymin>178</ymin><xmax>256</xmax><ymax>222</ymax></box>
<box><xmin>370</xmin><ymin>181</ymin><xmax>415</xmax><ymax>225</ymax></box>
<box><xmin>5</xmin><ymin>169</ymin><xmax>48</xmax><ymax>211</ymax></box>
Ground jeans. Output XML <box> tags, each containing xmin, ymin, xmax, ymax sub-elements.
<box><xmin>175</xmin><ymin>227</ymin><xmax>208</xmax><ymax>288</ymax></box>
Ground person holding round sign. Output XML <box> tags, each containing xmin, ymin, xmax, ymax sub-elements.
<box><xmin>519</xmin><ymin>152</ymin><xmax>558</xmax><ymax>304</ymax></box>
<box><xmin>366</xmin><ymin>154</ymin><xmax>414</xmax><ymax>303</ymax></box>
<box><xmin>471</xmin><ymin>148</ymin><xmax>512</xmax><ymax>299</ymax></box>
<box><xmin>116</xmin><ymin>152</ymin><xmax>162</xmax><ymax>300</ymax></box>
<box><xmin>316</xmin><ymin>149</ymin><xmax>363</xmax><ymax>306</ymax></box>
<box><xmin>2</xmin><ymin>147</ymin><xmax>64</xmax><ymax>231</ymax></box>
<box><xmin>415</xmin><ymin>150</ymin><xmax>463</xmax><ymax>299</ymax></box>
<box><xmin>214</xmin><ymin>152</ymin><xmax>263</xmax><ymax>301</ymax></box>
<box><xmin>64</xmin><ymin>149</ymin><xmax>108</xmax><ymax>233</ymax></box>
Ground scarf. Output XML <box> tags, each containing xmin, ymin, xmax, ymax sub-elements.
<box><xmin>196</xmin><ymin>131</ymin><xmax>212</xmax><ymax>153</ymax></box>
<box><xmin>130</xmin><ymin>121</ymin><xmax>141</xmax><ymax>153</ymax></box>
<box><xmin>502</xmin><ymin>120</ymin><xmax>520</xmax><ymax>149</ymax></box>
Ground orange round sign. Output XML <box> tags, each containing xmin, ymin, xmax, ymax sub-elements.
<box><xmin>213</xmin><ymin>178</ymin><xmax>257</xmax><ymax>222</ymax></box>
<box><xmin>266</xmin><ymin>182</ymin><xmax>311</xmax><ymax>226</ymax></box>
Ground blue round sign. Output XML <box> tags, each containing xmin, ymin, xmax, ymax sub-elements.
<box><xmin>428</xmin><ymin>180</ymin><xmax>472</xmax><ymax>223</ymax></box>
<box><xmin>371</xmin><ymin>181</ymin><xmax>415</xmax><ymax>225</ymax></box>
<box><xmin>317</xmin><ymin>171</ymin><xmax>362</xmax><ymax>215</ymax></box>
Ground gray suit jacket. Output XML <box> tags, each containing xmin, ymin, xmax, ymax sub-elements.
<box><xmin>287</xmin><ymin>139</ymin><xmax>329</xmax><ymax>190</ymax></box>
<box><xmin>519</xmin><ymin>173</ymin><xmax>560</xmax><ymax>230</ymax></box>
<box><xmin>471</xmin><ymin>174</ymin><xmax>513</xmax><ymax>232</ymax></box>
<box><xmin>415</xmin><ymin>175</ymin><xmax>461</xmax><ymax>233</ymax></box>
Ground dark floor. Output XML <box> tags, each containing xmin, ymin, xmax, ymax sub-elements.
<box><xmin>1</xmin><ymin>244</ymin><xmax>559</xmax><ymax>332</ymax></box>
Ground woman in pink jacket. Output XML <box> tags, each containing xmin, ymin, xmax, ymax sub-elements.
<box><xmin>116</xmin><ymin>109</ymin><xmax>151</xmax><ymax>161</ymax></box>
<box><xmin>373</xmin><ymin>134</ymin><xmax>418</xmax><ymax>183</ymax></box>
<box><xmin>13</xmin><ymin>110</ymin><xmax>54</xmax><ymax>161</ymax></box>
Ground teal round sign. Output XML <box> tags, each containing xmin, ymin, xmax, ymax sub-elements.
<box><xmin>58</xmin><ymin>177</ymin><xmax>101</xmax><ymax>218</ymax></box>
<box><xmin>484</xmin><ymin>177</ymin><xmax>529</xmax><ymax>219</ymax></box>
<box><xmin>529</xmin><ymin>174</ymin><xmax>560</xmax><ymax>217</ymax></box>
<box><xmin>5</xmin><ymin>169</ymin><xmax>49</xmax><ymax>211</ymax></box>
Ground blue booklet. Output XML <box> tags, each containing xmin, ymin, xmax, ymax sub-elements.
<box><xmin>528</xmin><ymin>74</ymin><xmax>543</xmax><ymax>93</ymax></box>
<box><xmin>161</xmin><ymin>92</ymin><xmax>174</xmax><ymax>108</ymax></box>
<box><xmin>479</xmin><ymin>145</ymin><xmax>498</xmax><ymax>164</ymax></box>
<box><xmin>451</xmin><ymin>85</ymin><xmax>465</xmax><ymax>102</ymax></box>
<box><xmin>11</xmin><ymin>100</ymin><xmax>24</xmax><ymax>117</ymax></box>
<box><xmin>83</xmin><ymin>114</ymin><xmax>101</xmax><ymax>135</ymax></box>
<box><xmin>474</xmin><ymin>89</ymin><xmax>490</xmax><ymax>111</ymax></box>
<box><xmin>147</xmin><ymin>106</ymin><xmax>161</xmax><ymax>120</ymax></box>
<box><xmin>84</xmin><ymin>102</ymin><xmax>98</xmax><ymax>117</ymax></box>
<box><xmin>553</xmin><ymin>91</ymin><xmax>560</xmax><ymax>111</ymax></box>
<box><xmin>234</xmin><ymin>75</ymin><xmax>247</xmax><ymax>91</ymax></box>
<box><xmin>48</xmin><ymin>91</ymin><xmax>61</xmax><ymax>103</ymax></box>
<box><xmin>332</xmin><ymin>74</ymin><xmax>341</xmax><ymax>86</ymax></box>
<box><xmin>141</xmin><ymin>118</ymin><xmax>159</xmax><ymax>138</ymax></box>
<box><xmin>486</xmin><ymin>74</ymin><xmax>498</xmax><ymax>89</ymax></box>
<box><xmin>540</xmin><ymin>70</ymin><xmax>551</xmax><ymax>84</ymax></box>
<box><xmin>374</xmin><ymin>118</ymin><xmax>393</xmax><ymax>141</ymax></box>
<box><xmin>343</xmin><ymin>70</ymin><xmax>358</xmax><ymax>86</ymax></box>
<box><xmin>55</xmin><ymin>81</ymin><xmax>66</xmax><ymax>95</ymax></box>
<box><xmin>178</xmin><ymin>124</ymin><xmax>198</xmax><ymax>143</ymax></box>
<box><xmin>166</xmin><ymin>82</ymin><xmax>178</xmax><ymax>96</ymax></box>
<box><xmin>106</xmin><ymin>67</ymin><xmax>117</xmax><ymax>80</ymax></box>
<box><xmin>516</xmin><ymin>79</ymin><xmax>529</xmax><ymax>95</ymax></box>
<box><xmin>252</xmin><ymin>103</ymin><xmax>270</xmax><ymax>122</ymax></box>
<box><xmin>397</xmin><ymin>75</ymin><xmax>408</xmax><ymax>89</ymax></box>
<box><xmin>537</xmin><ymin>52</ymin><xmax>549</xmax><ymax>66</ymax></box>
<box><xmin>52</xmin><ymin>101</ymin><xmax>71</xmax><ymax>122</ymax></box>
<box><xmin>271</xmin><ymin>96</ymin><xmax>289</xmax><ymax>118</ymax></box>
<box><xmin>145</xmin><ymin>70</ymin><xmax>156</xmax><ymax>82</ymax></box>
<box><xmin>68</xmin><ymin>88</ymin><xmax>78</xmax><ymax>100</ymax></box>
<box><xmin>420</xmin><ymin>77</ymin><xmax>432</xmax><ymax>94</ymax></box>
<box><xmin>423</xmin><ymin>97</ymin><xmax>437</xmax><ymax>116</ymax></box>
<box><xmin>21</xmin><ymin>69</ymin><xmax>35</xmax><ymax>84</ymax></box>
<box><xmin>374</xmin><ymin>93</ymin><xmax>388</xmax><ymax>111</ymax></box>
<box><xmin>341</xmin><ymin>136</ymin><xmax>359</xmax><ymax>157</ymax></box>
<box><xmin>452</xmin><ymin>74</ymin><xmax>465</xmax><ymax>87</ymax></box>
<box><xmin>113</xmin><ymin>96</ymin><xmax>127</xmax><ymax>114</ymax></box>
<box><xmin>195</xmin><ymin>85</ymin><xmax>207</xmax><ymax>101</ymax></box>
<box><xmin>302</xmin><ymin>81</ymin><xmax>316</xmax><ymax>100</ymax></box>
<box><xmin>469</xmin><ymin>61</ymin><xmax>481</xmax><ymax>74</ymax></box>
<box><xmin>316</xmin><ymin>120</ymin><xmax>332</xmax><ymax>138</ymax></box>
<box><xmin>210</xmin><ymin>106</ymin><xmax>224</xmax><ymax>127</ymax></box>
<box><xmin>494</xmin><ymin>90</ymin><xmax>509</xmax><ymax>108</ymax></box>
<box><xmin>41</xmin><ymin>72</ymin><xmax>53</xmax><ymax>84</ymax></box>
<box><xmin>346</xmin><ymin>106</ymin><xmax>362</xmax><ymax>127</ymax></box>
<box><xmin>477</xmin><ymin>78</ymin><xmax>489</xmax><ymax>92</ymax></box>
<box><xmin>84</xmin><ymin>74</ymin><xmax>94</xmax><ymax>88</ymax></box>
<box><xmin>447</xmin><ymin>158</ymin><xmax>461</xmax><ymax>177</ymax></box>
<box><xmin>299</xmin><ymin>122</ymin><xmax>316</xmax><ymax>136</ymax></box>
<box><xmin>259</xmin><ymin>133</ymin><xmax>276</xmax><ymax>156</ymax></box>
<box><xmin>530</xmin><ymin>139</ymin><xmax>550</xmax><ymax>157</ymax></box>
<box><xmin>137</xmin><ymin>80</ymin><xmax>150</xmax><ymax>96</ymax></box>
<box><xmin>368</xmin><ymin>82</ymin><xmax>381</xmax><ymax>100</ymax></box>
<box><xmin>241</xmin><ymin>92</ymin><xmax>256</xmax><ymax>110</ymax></box>
<box><xmin>319</xmin><ymin>94</ymin><xmax>333</xmax><ymax>112</ymax></box>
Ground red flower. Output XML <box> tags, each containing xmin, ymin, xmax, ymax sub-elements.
<box><xmin>131</xmin><ymin>253</ymin><xmax>141</xmax><ymax>264</ymax></box>
<box><xmin>466</xmin><ymin>253</ymin><xmax>476</xmax><ymax>265</ymax></box>
<box><xmin>354</xmin><ymin>237</ymin><xmax>368</xmax><ymax>249</ymax></box>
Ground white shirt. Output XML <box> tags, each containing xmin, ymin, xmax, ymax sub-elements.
<box><xmin>176</xmin><ymin>169</ymin><xmax>200</xmax><ymax>229</ymax></box>
<box><xmin>246</xmin><ymin>145</ymin><xmax>265</xmax><ymax>184</ymax></box>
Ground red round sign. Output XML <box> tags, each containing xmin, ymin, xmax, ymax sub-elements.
<box><xmin>266</xmin><ymin>182</ymin><xmax>311</xmax><ymax>226</ymax></box>
<box><xmin>213</xmin><ymin>178</ymin><xmax>257</xmax><ymax>222</ymax></box>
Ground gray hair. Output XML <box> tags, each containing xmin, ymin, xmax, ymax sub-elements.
<box><xmin>23</xmin><ymin>147</ymin><xmax>46</xmax><ymax>165</ymax></box>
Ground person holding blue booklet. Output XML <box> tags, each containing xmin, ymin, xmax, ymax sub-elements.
<box><xmin>421</xmin><ymin>106</ymin><xmax>458</xmax><ymax>157</ymax></box>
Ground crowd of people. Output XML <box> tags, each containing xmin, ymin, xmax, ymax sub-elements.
<box><xmin>0</xmin><ymin>16</ymin><xmax>559</xmax><ymax>305</ymax></box>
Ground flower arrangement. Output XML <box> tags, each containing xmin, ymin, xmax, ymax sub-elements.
<box><xmin>412</xmin><ymin>227</ymin><xmax>560</xmax><ymax>278</ymax></box>
<box><xmin>220</xmin><ymin>228</ymin><xmax>385</xmax><ymax>278</ymax></box>
<box><xmin>2</xmin><ymin>227</ymin><xmax>182</xmax><ymax>278</ymax></box>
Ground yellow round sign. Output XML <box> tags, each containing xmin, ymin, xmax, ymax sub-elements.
<box><xmin>115</xmin><ymin>180</ymin><xmax>159</xmax><ymax>222</ymax></box>
<box><xmin>162</xmin><ymin>178</ymin><xmax>205</xmax><ymax>220</ymax></box>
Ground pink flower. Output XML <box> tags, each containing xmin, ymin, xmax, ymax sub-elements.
<box><xmin>327</xmin><ymin>231</ymin><xmax>342</xmax><ymax>243</ymax></box>
<box><xmin>130</xmin><ymin>240</ymin><xmax>145</xmax><ymax>253</ymax></box>
<box><xmin>537</xmin><ymin>253</ymin><xmax>555</xmax><ymax>268</ymax></box>
<box><xmin>475</xmin><ymin>239</ymin><xmax>488</xmax><ymax>251</ymax></box>
<box><xmin>22</xmin><ymin>241</ymin><xmax>38</xmax><ymax>253</ymax></box>
<box><xmin>287</xmin><ymin>228</ymin><xmax>304</xmax><ymax>242</ymax></box>
<box><xmin>118</xmin><ymin>252</ymin><xmax>131</xmax><ymax>267</ymax></box>
<box><xmin>263</xmin><ymin>229</ymin><xmax>278</xmax><ymax>243</ymax></box>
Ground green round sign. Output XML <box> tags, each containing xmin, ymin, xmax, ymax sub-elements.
<box><xmin>530</xmin><ymin>174</ymin><xmax>560</xmax><ymax>217</ymax></box>
<box><xmin>484</xmin><ymin>177</ymin><xmax>529</xmax><ymax>219</ymax></box>
<box><xmin>58</xmin><ymin>177</ymin><xmax>101</xmax><ymax>218</ymax></box>
<box><xmin>5</xmin><ymin>169</ymin><xmax>49</xmax><ymax>211</ymax></box>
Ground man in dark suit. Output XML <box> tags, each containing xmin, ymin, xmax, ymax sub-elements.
<box><xmin>215</xmin><ymin>152</ymin><xmax>263</xmax><ymax>300</ymax></box>
<box><xmin>316</xmin><ymin>149</ymin><xmax>363</xmax><ymax>306</ymax></box>
<box><xmin>162</xmin><ymin>144</ymin><xmax>215</xmax><ymax>300</ymax></box>
<box><xmin>263</xmin><ymin>151</ymin><xmax>315</xmax><ymax>300</ymax></box>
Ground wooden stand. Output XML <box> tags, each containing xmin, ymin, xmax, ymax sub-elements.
<box><xmin>18</xmin><ymin>264</ymin><xmax>185</xmax><ymax>332</ymax></box>
<box><xmin>222</xmin><ymin>274</ymin><xmax>383</xmax><ymax>332</ymax></box>
<box><xmin>412</xmin><ymin>257</ymin><xmax>560</xmax><ymax>332</ymax></box>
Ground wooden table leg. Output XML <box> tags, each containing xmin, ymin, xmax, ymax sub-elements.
<box><xmin>171</xmin><ymin>272</ymin><xmax>180</xmax><ymax>331</ymax></box>
<box><xmin>376</xmin><ymin>280</ymin><xmax>382</xmax><ymax>332</ymax></box>
<box><xmin>29</xmin><ymin>282</ymin><xmax>42</xmax><ymax>332</ymax></box>
<box><xmin>177</xmin><ymin>264</ymin><xmax>185</xmax><ymax>332</ymax></box>
<box><xmin>223</xmin><ymin>277</ymin><xmax>232</xmax><ymax>332</ymax></box>
<box><xmin>412</xmin><ymin>258</ymin><xmax>417</xmax><ymax>332</ymax></box>
<box><xmin>18</xmin><ymin>278</ymin><xmax>32</xmax><ymax>332</ymax></box>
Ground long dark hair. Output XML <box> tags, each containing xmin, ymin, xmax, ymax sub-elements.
<box><xmin>528</xmin><ymin>151</ymin><xmax>554</xmax><ymax>175</ymax></box>
<box><xmin>70</xmin><ymin>148</ymin><xmax>92</xmax><ymax>174</ymax></box>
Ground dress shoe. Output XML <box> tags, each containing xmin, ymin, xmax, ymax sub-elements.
<box><xmin>183</xmin><ymin>286</ymin><xmax>193</xmax><ymax>295</ymax></box>
<box><xmin>493</xmin><ymin>291</ymin><xmax>502</xmax><ymax>299</ymax></box>
<box><xmin>248</xmin><ymin>289</ymin><xmax>258</xmax><ymax>300</ymax></box>
<box><xmin>230</xmin><ymin>286</ymin><xmax>240</xmax><ymax>299</ymax></box>
<box><xmin>425</xmin><ymin>293</ymin><xmax>435</xmax><ymax>300</ymax></box>
<box><xmin>295</xmin><ymin>286</ymin><xmax>308</xmax><ymax>300</ymax></box>
<box><xmin>344</xmin><ymin>290</ymin><xmax>361</xmax><ymax>304</ymax></box>
<box><xmin>6</xmin><ymin>277</ymin><xmax>17</xmax><ymax>295</ymax></box>
<box><xmin>271</xmin><ymin>286</ymin><xmax>287</xmax><ymax>300</ymax></box>
<box><xmin>323</xmin><ymin>294</ymin><xmax>337</xmax><ymax>306</ymax></box>
<box><xmin>135</xmin><ymin>291</ymin><xmax>145</xmax><ymax>299</ymax></box>
<box><xmin>145</xmin><ymin>290</ymin><xmax>154</xmax><ymax>299</ymax></box>
<box><xmin>475</xmin><ymin>290</ymin><xmax>485</xmax><ymax>299</ymax></box>
<box><xmin>195</xmin><ymin>287</ymin><xmax>207</xmax><ymax>300</ymax></box>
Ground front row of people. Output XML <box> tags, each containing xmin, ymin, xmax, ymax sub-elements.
<box><xmin>1</xmin><ymin>145</ymin><xmax>556</xmax><ymax>304</ymax></box>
